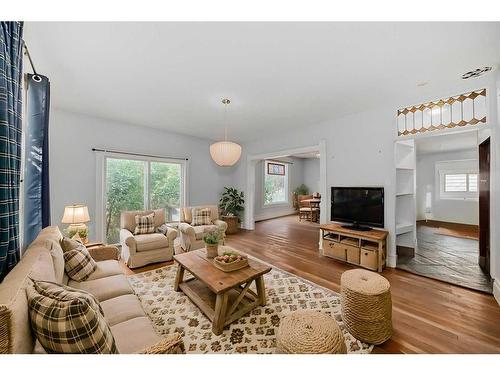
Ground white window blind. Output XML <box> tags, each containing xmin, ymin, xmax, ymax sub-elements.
<box><xmin>468</xmin><ymin>174</ymin><xmax>478</xmax><ymax>192</ymax></box>
<box><xmin>444</xmin><ymin>173</ymin><xmax>478</xmax><ymax>193</ymax></box>
<box><xmin>445</xmin><ymin>174</ymin><xmax>467</xmax><ymax>192</ymax></box>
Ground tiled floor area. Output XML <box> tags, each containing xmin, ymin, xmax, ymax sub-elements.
<box><xmin>397</xmin><ymin>222</ymin><xmax>492</xmax><ymax>293</ymax></box>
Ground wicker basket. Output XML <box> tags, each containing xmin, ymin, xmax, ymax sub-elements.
<box><xmin>222</xmin><ymin>216</ymin><xmax>239</xmax><ymax>235</ymax></box>
<box><xmin>276</xmin><ymin>311</ymin><xmax>347</xmax><ymax>354</ymax></box>
<box><xmin>340</xmin><ymin>269</ymin><xmax>392</xmax><ymax>345</ymax></box>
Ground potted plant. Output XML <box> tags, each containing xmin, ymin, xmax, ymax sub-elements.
<box><xmin>65</xmin><ymin>226</ymin><xmax>89</xmax><ymax>244</ymax></box>
<box><xmin>219</xmin><ymin>187</ymin><xmax>245</xmax><ymax>234</ymax></box>
<box><xmin>203</xmin><ymin>232</ymin><xmax>220</xmax><ymax>258</ymax></box>
<box><xmin>292</xmin><ymin>184</ymin><xmax>309</xmax><ymax>210</ymax></box>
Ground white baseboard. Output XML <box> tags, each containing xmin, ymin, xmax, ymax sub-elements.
<box><xmin>254</xmin><ymin>209</ymin><xmax>296</xmax><ymax>222</ymax></box>
<box><xmin>493</xmin><ymin>279</ymin><xmax>500</xmax><ymax>306</ymax></box>
<box><xmin>387</xmin><ymin>255</ymin><xmax>397</xmax><ymax>268</ymax></box>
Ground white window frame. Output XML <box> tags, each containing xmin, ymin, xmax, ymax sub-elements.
<box><xmin>95</xmin><ymin>151</ymin><xmax>188</xmax><ymax>243</ymax></box>
<box><xmin>437</xmin><ymin>161</ymin><xmax>479</xmax><ymax>201</ymax></box>
<box><xmin>262</xmin><ymin>160</ymin><xmax>290</xmax><ymax>207</ymax></box>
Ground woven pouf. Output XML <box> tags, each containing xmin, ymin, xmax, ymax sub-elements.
<box><xmin>276</xmin><ymin>311</ymin><xmax>347</xmax><ymax>354</ymax></box>
<box><xmin>340</xmin><ymin>269</ymin><xmax>392</xmax><ymax>345</ymax></box>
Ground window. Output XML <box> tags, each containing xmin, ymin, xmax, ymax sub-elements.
<box><xmin>444</xmin><ymin>174</ymin><xmax>466</xmax><ymax>192</ymax></box>
<box><xmin>444</xmin><ymin>173</ymin><xmax>478</xmax><ymax>193</ymax></box>
<box><xmin>468</xmin><ymin>174</ymin><xmax>478</xmax><ymax>192</ymax></box>
<box><xmin>101</xmin><ymin>154</ymin><xmax>185</xmax><ymax>244</ymax></box>
<box><xmin>264</xmin><ymin>161</ymin><xmax>288</xmax><ymax>205</ymax></box>
<box><xmin>437</xmin><ymin>160</ymin><xmax>478</xmax><ymax>200</ymax></box>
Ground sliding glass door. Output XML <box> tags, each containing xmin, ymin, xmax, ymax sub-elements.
<box><xmin>150</xmin><ymin>161</ymin><xmax>182</xmax><ymax>222</ymax></box>
<box><xmin>102</xmin><ymin>155</ymin><xmax>185</xmax><ymax>244</ymax></box>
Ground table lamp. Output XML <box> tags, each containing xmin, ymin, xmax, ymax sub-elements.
<box><xmin>61</xmin><ymin>204</ymin><xmax>90</xmax><ymax>244</ymax></box>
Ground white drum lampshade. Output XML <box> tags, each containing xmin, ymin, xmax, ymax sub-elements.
<box><xmin>210</xmin><ymin>141</ymin><xmax>242</xmax><ymax>166</ymax></box>
<box><xmin>61</xmin><ymin>205</ymin><xmax>90</xmax><ymax>224</ymax></box>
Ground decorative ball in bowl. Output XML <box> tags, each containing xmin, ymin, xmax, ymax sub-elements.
<box><xmin>213</xmin><ymin>251</ymin><xmax>249</xmax><ymax>272</ymax></box>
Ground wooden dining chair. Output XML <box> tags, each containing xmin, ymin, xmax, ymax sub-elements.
<box><xmin>298</xmin><ymin>195</ymin><xmax>318</xmax><ymax>222</ymax></box>
<box><xmin>310</xmin><ymin>200</ymin><xmax>320</xmax><ymax>222</ymax></box>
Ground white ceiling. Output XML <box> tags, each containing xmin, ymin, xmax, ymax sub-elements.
<box><xmin>23</xmin><ymin>22</ymin><xmax>500</xmax><ymax>142</ymax></box>
<box><xmin>415</xmin><ymin>130</ymin><xmax>478</xmax><ymax>154</ymax></box>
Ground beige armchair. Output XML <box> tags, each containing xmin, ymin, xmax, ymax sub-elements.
<box><xmin>177</xmin><ymin>205</ymin><xmax>227</xmax><ymax>253</ymax></box>
<box><xmin>119</xmin><ymin>208</ymin><xmax>177</xmax><ymax>268</ymax></box>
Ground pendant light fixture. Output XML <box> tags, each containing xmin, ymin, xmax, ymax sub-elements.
<box><xmin>210</xmin><ymin>98</ymin><xmax>242</xmax><ymax>166</ymax></box>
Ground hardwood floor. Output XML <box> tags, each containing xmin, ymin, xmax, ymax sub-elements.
<box><xmin>418</xmin><ymin>220</ymin><xmax>479</xmax><ymax>240</ymax></box>
<box><xmin>397</xmin><ymin>222</ymin><xmax>492</xmax><ymax>293</ymax></box>
<box><xmin>124</xmin><ymin>215</ymin><xmax>500</xmax><ymax>354</ymax></box>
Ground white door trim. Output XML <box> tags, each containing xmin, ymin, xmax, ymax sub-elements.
<box><xmin>244</xmin><ymin>141</ymin><xmax>327</xmax><ymax>230</ymax></box>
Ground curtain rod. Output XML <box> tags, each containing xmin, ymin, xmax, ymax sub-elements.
<box><xmin>23</xmin><ymin>42</ymin><xmax>39</xmax><ymax>76</ymax></box>
<box><xmin>92</xmin><ymin>148</ymin><xmax>188</xmax><ymax>161</ymax></box>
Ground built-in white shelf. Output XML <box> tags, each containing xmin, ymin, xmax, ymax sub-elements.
<box><xmin>395</xmin><ymin>141</ymin><xmax>416</xmax><ymax>170</ymax></box>
<box><xmin>396</xmin><ymin>222</ymin><xmax>414</xmax><ymax>235</ymax></box>
<box><xmin>395</xmin><ymin>139</ymin><xmax>417</xmax><ymax>252</ymax></box>
<box><xmin>396</xmin><ymin>142</ymin><xmax>414</xmax><ymax>149</ymax></box>
<box><xmin>396</xmin><ymin>191</ymin><xmax>414</xmax><ymax>197</ymax></box>
<box><xmin>396</xmin><ymin>231</ymin><xmax>416</xmax><ymax>248</ymax></box>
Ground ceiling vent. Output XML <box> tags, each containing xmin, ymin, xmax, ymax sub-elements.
<box><xmin>461</xmin><ymin>66</ymin><xmax>492</xmax><ymax>79</ymax></box>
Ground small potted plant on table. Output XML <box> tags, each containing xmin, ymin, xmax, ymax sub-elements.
<box><xmin>219</xmin><ymin>187</ymin><xmax>245</xmax><ymax>235</ymax></box>
<box><xmin>203</xmin><ymin>232</ymin><xmax>220</xmax><ymax>258</ymax></box>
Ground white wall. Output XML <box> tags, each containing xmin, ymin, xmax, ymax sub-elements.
<box><xmin>253</xmin><ymin>157</ymin><xmax>304</xmax><ymax>221</ymax></box>
<box><xmin>232</xmin><ymin>106</ymin><xmax>398</xmax><ymax>265</ymax></box>
<box><xmin>49</xmin><ymin>74</ymin><xmax>500</xmax><ymax>304</ymax></box>
<box><xmin>303</xmin><ymin>158</ymin><xmax>320</xmax><ymax>193</ymax></box>
<box><xmin>416</xmin><ymin>149</ymin><xmax>478</xmax><ymax>225</ymax></box>
<box><xmin>49</xmin><ymin>109</ymin><xmax>234</xmax><ymax>240</ymax></box>
<box><xmin>232</xmin><ymin>75</ymin><xmax>499</xmax><ymax>275</ymax></box>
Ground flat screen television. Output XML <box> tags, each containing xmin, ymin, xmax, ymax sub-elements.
<box><xmin>331</xmin><ymin>187</ymin><xmax>384</xmax><ymax>231</ymax></box>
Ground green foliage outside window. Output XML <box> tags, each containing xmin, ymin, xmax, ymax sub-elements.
<box><xmin>105</xmin><ymin>158</ymin><xmax>181</xmax><ymax>244</ymax></box>
<box><xmin>264</xmin><ymin>174</ymin><xmax>286</xmax><ymax>204</ymax></box>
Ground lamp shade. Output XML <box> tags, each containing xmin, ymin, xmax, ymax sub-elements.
<box><xmin>210</xmin><ymin>141</ymin><xmax>242</xmax><ymax>166</ymax></box>
<box><xmin>61</xmin><ymin>205</ymin><xmax>90</xmax><ymax>224</ymax></box>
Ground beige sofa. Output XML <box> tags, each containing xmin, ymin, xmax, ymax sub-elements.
<box><xmin>120</xmin><ymin>208</ymin><xmax>177</xmax><ymax>268</ymax></box>
<box><xmin>177</xmin><ymin>205</ymin><xmax>227</xmax><ymax>252</ymax></box>
<box><xmin>0</xmin><ymin>226</ymin><xmax>177</xmax><ymax>354</ymax></box>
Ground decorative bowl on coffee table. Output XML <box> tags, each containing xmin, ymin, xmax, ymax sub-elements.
<box><xmin>213</xmin><ymin>250</ymin><xmax>249</xmax><ymax>272</ymax></box>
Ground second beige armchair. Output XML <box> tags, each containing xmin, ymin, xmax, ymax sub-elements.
<box><xmin>177</xmin><ymin>205</ymin><xmax>227</xmax><ymax>253</ymax></box>
<box><xmin>120</xmin><ymin>208</ymin><xmax>177</xmax><ymax>268</ymax></box>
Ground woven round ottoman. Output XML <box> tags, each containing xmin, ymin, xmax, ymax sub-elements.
<box><xmin>276</xmin><ymin>311</ymin><xmax>347</xmax><ymax>354</ymax></box>
<box><xmin>340</xmin><ymin>269</ymin><xmax>392</xmax><ymax>345</ymax></box>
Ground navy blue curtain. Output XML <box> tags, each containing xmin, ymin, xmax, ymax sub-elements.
<box><xmin>23</xmin><ymin>74</ymin><xmax>51</xmax><ymax>246</ymax></box>
<box><xmin>0</xmin><ymin>22</ymin><xmax>24</xmax><ymax>282</ymax></box>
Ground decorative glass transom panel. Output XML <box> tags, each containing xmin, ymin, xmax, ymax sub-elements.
<box><xmin>397</xmin><ymin>88</ymin><xmax>486</xmax><ymax>137</ymax></box>
<box><xmin>267</xmin><ymin>162</ymin><xmax>286</xmax><ymax>176</ymax></box>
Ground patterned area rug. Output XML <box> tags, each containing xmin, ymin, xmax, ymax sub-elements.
<box><xmin>127</xmin><ymin>263</ymin><xmax>373</xmax><ymax>354</ymax></box>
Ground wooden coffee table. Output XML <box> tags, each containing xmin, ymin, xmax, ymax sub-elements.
<box><xmin>173</xmin><ymin>247</ymin><xmax>272</xmax><ymax>335</ymax></box>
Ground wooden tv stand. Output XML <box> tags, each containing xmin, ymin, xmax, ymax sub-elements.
<box><xmin>319</xmin><ymin>223</ymin><xmax>388</xmax><ymax>272</ymax></box>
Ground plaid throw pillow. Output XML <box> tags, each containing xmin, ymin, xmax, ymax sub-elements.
<box><xmin>191</xmin><ymin>207</ymin><xmax>212</xmax><ymax>226</ymax></box>
<box><xmin>134</xmin><ymin>213</ymin><xmax>155</xmax><ymax>235</ymax></box>
<box><xmin>60</xmin><ymin>236</ymin><xmax>83</xmax><ymax>252</ymax></box>
<box><xmin>63</xmin><ymin>243</ymin><xmax>97</xmax><ymax>282</ymax></box>
<box><xmin>26</xmin><ymin>280</ymin><xmax>118</xmax><ymax>354</ymax></box>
